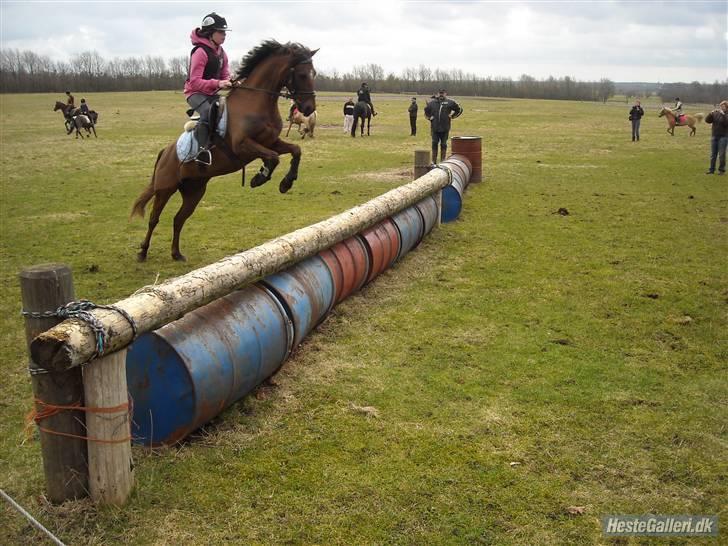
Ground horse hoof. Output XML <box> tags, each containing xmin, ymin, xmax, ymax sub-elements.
<box><xmin>172</xmin><ymin>253</ymin><xmax>187</xmax><ymax>262</ymax></box>
<box><xmin>279</xmin><ymin>179</ymin><xmax>294</xmax><ymax>194</ymax></box>
<box><xmin>137</xmin><ymin>252</ymin><xmax>147</xmax><ymax>263</ymax></box>
<box><xmin>250</xmin><ymin>174</ymin><xmax>267</xmax><ymax>188</ymax></box>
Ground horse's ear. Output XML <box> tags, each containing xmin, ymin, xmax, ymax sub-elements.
<box><xmin>310</xmin><ymin>48</ymin><xmax>319</xmax><ymax>57</ymax></box>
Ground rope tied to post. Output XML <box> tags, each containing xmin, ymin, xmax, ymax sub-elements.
<box><xmin>22</xmin><ymin>300</ymin><xmax>138</xmax><ymax>363</ymax></box>
<box><xmin>25</xmin><ymin>397</ymin><xmax>133</xmax><ymax>444</ymax></box>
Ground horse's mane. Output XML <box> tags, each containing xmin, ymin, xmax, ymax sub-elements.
<box><xmin>235</xmin><ymin>40</ymin><xmax>313</xmax><ymax>80</ymax></box>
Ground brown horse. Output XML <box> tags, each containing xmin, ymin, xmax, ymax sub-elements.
<box><xmin>53</xmin><ymin>101</ymin><xmax>99</xmax><ymax>129</ymax></box>
<box><xmin>131</xmin><ymin>40</ymin><xmax>318</xmax><ymax>262</ymax></box>
<box><xmin>285</xmin><ymin>109</ymin><xmax>317</xmax><ymax>138</ymax></box>
<box><xmin>658</xmin><ymin>107</ymin><xmax>704</xmax><ymax>136</ymax></box>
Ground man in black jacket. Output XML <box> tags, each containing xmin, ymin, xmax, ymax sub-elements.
<box><xmin>408</xmin><ymin>97</ymin><xmax>418</xmax><ymax>136</ymax></box>
<box><xmin>704</xmin><ymin>100</ymin><xmax>728</xmax><ymax>175</ymax></box>
<box><xmin>424</xmin><ymin>89</ymin><xmax>463</xmax><ymax>164</ymax></box>
<box><xmin>628</xmin><ymin>100</ymin><xmax>644</xmax><ymax>142</ymax></box>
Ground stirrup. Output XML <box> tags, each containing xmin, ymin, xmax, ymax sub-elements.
<box><xmin>195</xmin><ymin>148</ymin><xmax>212</xmax><ymax>166</ymax></box>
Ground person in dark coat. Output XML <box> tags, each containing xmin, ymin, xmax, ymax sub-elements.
<box><xmin>704</xmin><ymin>100</ymin><xmax>728</xmax><ymax>175</ymax></box>
<box><xmin>357</xmin><ymin>82</ymin><xmax>377</xmax><ymax>116</ymax></box>
<box><xmin>424</xmin><ymin>89</ymin><xmax>463</xmax><ymax>164</ymax></box>
<box><xmin>343</xmin><ymin>97</ymin><xmax>355</xmax><ymax>133</ymax></box>
<box><xmin>628</xmin><ymin>99</ymin><xmax>644</xmax><ymax>142</ymax></box>
<box><xmin>408</xmin><ymin>97</ymin><xmax>418</xmax><ymax>136</ymax></box>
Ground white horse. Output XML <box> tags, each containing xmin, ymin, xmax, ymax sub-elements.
<box><xmin>286</xmin><ymin>109</ymin><xmax>317</xmax><ymax>139</ymax></box>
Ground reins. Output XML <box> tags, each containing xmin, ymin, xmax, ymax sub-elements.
<box><xmin>231</xmin><ymin>58</ymin><xmax>316</xmax><ymax>101</ymax></box>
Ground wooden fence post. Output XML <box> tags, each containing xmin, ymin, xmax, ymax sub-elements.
<box><xmin>83</xmin><ymin>349</ymin><xmax>134</xmax><ymax>505</ymax></box>
<box><xmin>19</xmin><ymin>264</ymin><xmax>88</xmax><ymax>502</ymax></box>
<box><xmin>413</xmin><ymin>149</ymin><xmax>431</xmax><ymax>180</ymax></box>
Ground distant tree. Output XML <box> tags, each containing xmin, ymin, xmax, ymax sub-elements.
<box><xmin>598</xmin><ymin>78</ymin><xmax>615</xmax><ymax>103</ymax></box>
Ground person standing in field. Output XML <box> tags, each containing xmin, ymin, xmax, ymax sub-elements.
<box><xmin>343</xmin><ymin>97</ymin><xmax>355</xmax><ymax>133</ymax></box>
<box><xmin>628</xmin><ymin>99</ymin><xmax>644</xmax><ymax>141</ymax></box>
<box><xmin>408</xmin><ymin>97</ymin><xmax>418</xmax><ymax>136</ymax></box>
<box><xmin>704</xmin><ymin>100</ymin><xmax>728</xmax><ymax>175</ymax></box>
<box><xmin>184</xmin><ymin>12</ymin><xmax>232</xmax><ymax>165</ymax></box>
<box><xmin>424</xmin><ymin>89</ymin><xmax>463</xmax><ymax>164</ymax></box>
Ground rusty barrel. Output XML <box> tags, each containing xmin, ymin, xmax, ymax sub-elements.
<box><xmin>358</xmin><ymin>218</ymin><xmax>401</xmax><ymax>284</ymax></box>
<box><xmin>415</xmin><ymin>195</ymin><xmax>439</xmax><ymax>237</ymax></box>
<box><xmin>260</xmin><ymin>255</ymin><xmax>335</xmax><ymax>349</ymax></box>
<box><xmin>319</xmin><ymin>236</ymin><xmax>370</xmax><ymax>304</ymax></box>
<box><xmin>126</xmin><ymin>284</ymin><xmax>294</xmax><ymax>446</ymax></box>
<box><xmin>391</xmin><ymin>206</ymin><xmax>425</xmax><ymax>261</ymax></box>
<box><xmin>451</xmin><ymin>136</ymin><xmax>482</xmax><ymax>183</ymax></box>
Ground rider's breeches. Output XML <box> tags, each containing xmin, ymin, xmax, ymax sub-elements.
<box><xmin>187</xmin><ymin>94</ymin><xmax>217</xmax><ymax>148</ymax></box>
<box><xmin>432</xmin><ymin>130</ymin><xmax>449</xmax><ymax>163</ymax></box>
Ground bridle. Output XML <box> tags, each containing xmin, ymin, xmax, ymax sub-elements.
<box><xmin>232</xmin><ymin>58</ymin><xmax>316</xmax><ymax>104</ymax></box>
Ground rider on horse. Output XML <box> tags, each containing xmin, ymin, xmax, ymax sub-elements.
<box><xmin>184</xmin><ymin>12</ymin><xmax>233</xmax><ymax>165</ymax></box>
<box><xmin>672</xmin><ymin>97</ymin><xmax>684</xmax><ymax>123</ymax></box>
<box><xmin>357</xmin><ymin>82</ymin><xmax>377</xmax><ymax>116</ymax></box>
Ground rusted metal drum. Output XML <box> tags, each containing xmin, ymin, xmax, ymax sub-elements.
<box><xmin>358</xmin><ymin>218</ymin><xmax>401</xmax><ymax>284</ymax></box>
<box><xmin>126</xmin><ymin>285</ymin><xmax>293</xmax><ymax>446</ymax></box>
<box><xmin>319</xmin><ymin>236</ymin><xmax>370</xmax><ymax>304</ymax></box>
<box><xmin>260</xmin><ymin>255</ymin><xmax>335</xmax><ymax>349</ymax></box>
<box><xmin>451</xmin><ymin>136</ymin><xmax>482</xmax><ymax>183</ymax></box>
<box><xmin>415</xmin><ymin>195</ymin><xmax>438</xmax><ymax>237</ymax></box>
<box><xmin>391</xmin><ymin>206</ymin><xmax>425</xmax><ymax>261</ymax></box>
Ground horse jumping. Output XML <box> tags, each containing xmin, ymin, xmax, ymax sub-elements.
<box><xmin>658</xmin><ymin>107</ymin><xmax>704</xmax><ymax>136</ymax></box>
<box><xmin>286</xmin><ymin>109</ymin><xmax>317</xmax><ymax>138</ymax></box>
<box><xmin>131</xmin><ymin>40</ymin><xmax>318</xmax><ymax>262</ymax></box>
<box><xmin>351</xmin><ymin>101</ymin><xmax>371</xmax><ymax>137</ymax></box>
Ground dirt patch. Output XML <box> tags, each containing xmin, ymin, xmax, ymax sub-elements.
<box><xmin>355</xmin><ymin>167</ymin><xmax>412</xmax><ymax>182</ymax></box>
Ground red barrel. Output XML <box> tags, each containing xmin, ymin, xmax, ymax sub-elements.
<box><xmin>358</xmin><ymin>219</ymin><xmax>401</xmax><ymax>284</ymax></box>
<box><xmin>319</xmin><ymin>236</ymin><xmax>370</xmax><ymax>304</ymax></box>
<box><xmin>451</xmin><ymin>136</ymin><xmax>482</xmax><ymax>183</ymax></box>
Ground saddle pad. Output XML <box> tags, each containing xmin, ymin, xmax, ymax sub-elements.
<box><xmin>176</xmin><ymin>100</ymin><xmax>229</xmax><ymax>163</ymax></box>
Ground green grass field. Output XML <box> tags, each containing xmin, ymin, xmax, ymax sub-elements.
<box><xmin>1</xmin><ymin>91</ymin><xmax>726</xmax><ymax>545</ymax></box>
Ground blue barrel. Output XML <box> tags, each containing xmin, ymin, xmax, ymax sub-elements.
<box><xmin>391</xmin><ymin>206</ymin><xmax>425</xmax><ymax>261</ymax></box>
<box><xmin>440</xmin><ymin>175</ymin><xmax>466</xmax><ymax>222</ymax></box>
<box><xmin>126</xmin><ymin>284</ymin><xmax>293</xmax><ymax>446</ymax></box>
<box><xmin>415</xmin><ymin>195</ymin><xmax>438</xmax><ymax>237</ymax></box>
<box><xmin>260</xmin><ymin>255</ymin><xmax>335</xmax><ymax>349</ymax></box>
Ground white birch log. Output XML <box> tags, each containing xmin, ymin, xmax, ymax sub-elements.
<box><xmin>31</xmin><ymin>162</ymin><xmax>468</xmax><ymax>371</ymax></box>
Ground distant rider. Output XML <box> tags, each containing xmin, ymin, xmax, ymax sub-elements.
<box><xmin>357</xmin><ymin>82</ymin><xmax>377</xmax><ymax>116</ymax></box>
<box><xmin>672</xmin><ymin>97</ymin><xmax>684</xmax><ymax>122</ymax></box>
<box><xmin>183</xmin><ymin>12</ymin><xmax>232</xmax><ymax>165</ymax></box>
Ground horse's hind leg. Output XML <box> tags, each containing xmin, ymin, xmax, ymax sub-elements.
<box><xmin>138</xmin><ymin>187</ymin><xmax>175</xmax><ymax>262</ymax></box>
<box><xmin>171</xmin><ymin>180</ymin><xmax>208</xmax><ymax>262</ymax></box>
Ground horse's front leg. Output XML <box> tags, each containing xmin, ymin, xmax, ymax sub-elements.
<box><xmin>238</xmin><ymin>137</ymin><xmax>280</xmax><ymax>188</ymax></box>
<box><xmin>270</xmin><ymin>139</ymin><xmax>302</xmax><ymax>194</ymax></box>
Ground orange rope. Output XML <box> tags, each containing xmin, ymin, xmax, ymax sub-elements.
<box><xmin>26</xmin><ymin>398</ymin><xmax>132</xmax><ymax>444</ymax></box>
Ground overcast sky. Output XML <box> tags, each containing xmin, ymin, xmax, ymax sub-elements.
<box><xmin>1</xmin><ymin>1</ymin><xmax>726</xmax><ymax>83</ymax></box>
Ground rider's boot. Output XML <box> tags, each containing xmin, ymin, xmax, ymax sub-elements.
<box><xmin>195</xmin><ymin>122</ymin><xmax>212</xmax><ymax>166</ymax></box>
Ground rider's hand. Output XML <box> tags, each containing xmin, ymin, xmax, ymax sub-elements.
<box><xmin>218</xmin><ymin>80</ymin><xmax>232</xmax><ymax>89</ymax></box>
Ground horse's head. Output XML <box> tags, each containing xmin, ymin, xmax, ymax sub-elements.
<box><xmin>235</xmin><ymin>41</ymin><xmax>318</xmax><ymax>116</ymax></box>
<box><xmin>53</xmin><ymin>101</ymin><xmax>64</xmax><ymax>112</ymax></box>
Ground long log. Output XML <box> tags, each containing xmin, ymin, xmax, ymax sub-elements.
<box><xmin>32</xmin><ymin>164</ymin><xmax>466</xmax><ymax>371</ymax></box>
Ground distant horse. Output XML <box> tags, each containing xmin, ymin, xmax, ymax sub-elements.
<box><xmin>286</xmin><ymin>109</ymin><xmax>317</xmax><ymax>138</ymax></box>
<box><xmin>658</xmin><ymin>107</ymin><xmax>704</xmax><ymax>136</ymax></box>
<box><xmin>67</xmin><ymin>114</ymin><xmax>97</xmax><ymax>139</ymax></box>
<box><xmin>53</xmin><ymin>101</ymin><xmax>99</xmax><ymax>129</ymax></box>
<box><xmin>351</xmin><ymin>101</ymin><xmax>371</xmax><ymax>137</ymax></box>
<box><xmin>131</xmin><ymin>40</ymin><xmax>318</xmax><ymax>262</ymax></box>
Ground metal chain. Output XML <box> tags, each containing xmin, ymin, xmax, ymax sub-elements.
<box><xmin>434</xmin><ymin>164</ymin><xmax>453</xmax><ymax>186</ymax></box>
<box><xmin>22</xmin><ymin>300</ymin><xmax>138</xmax><ymax>363</ymax></box>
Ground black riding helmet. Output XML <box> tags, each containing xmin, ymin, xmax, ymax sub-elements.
<box><xmin>201</xmin><ymin>12</ymin><xmax>230</xmax><ymax>32</ymax></box>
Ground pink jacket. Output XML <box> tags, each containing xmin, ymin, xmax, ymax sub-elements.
<box><xmin>183</xmin><ymin>29</ymin><xmax>230</xmax><ymax>99</ymax></box>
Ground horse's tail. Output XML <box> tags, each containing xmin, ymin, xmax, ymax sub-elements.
<box><xmin>695</xmin><ymin>113</ymin><xmax>704</xmax><ymax>122</ymax></box>
<box><xmin>130</xmin><ymin>149</ymin><xmax>163</xmax><ymax>219</ymax></box>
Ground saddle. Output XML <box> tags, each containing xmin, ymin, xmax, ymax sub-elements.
<box><xmin>177</xmin><ymin>97</ymin><xmax>229</xmax><ymax>163</ymax></box>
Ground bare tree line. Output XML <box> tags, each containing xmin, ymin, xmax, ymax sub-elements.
<box><xmin>1</xmin><ymin>49</ymin><xmax>725</xmax><ymax>103</ymax></box>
